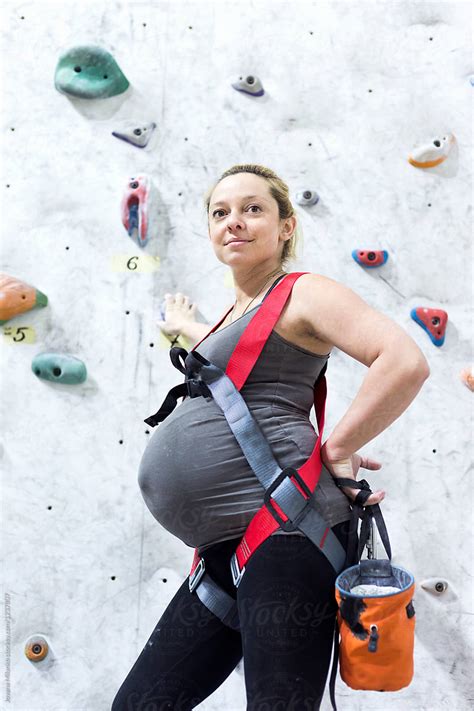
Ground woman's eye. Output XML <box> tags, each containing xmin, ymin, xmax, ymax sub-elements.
<box><xmin>212</xmin><ymin>205</ymin><xmax>260</xmax><ymax>218</ymax></box>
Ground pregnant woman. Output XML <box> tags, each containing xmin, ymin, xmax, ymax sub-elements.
<box><xmin>111</xmin><ymin>164</ymin><xmax>430</xmax><ymax>710</ymax></box>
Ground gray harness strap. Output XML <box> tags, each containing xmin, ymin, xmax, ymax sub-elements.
<box><xmin>195</xmin><ymin>575</ymin><xmax>240</xmax><ymax>631</ymax></box>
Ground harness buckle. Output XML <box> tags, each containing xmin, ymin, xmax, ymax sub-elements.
<box><xmin>188</xmin><ymin>557</ymin><xmax>205</xmax><ymax>593</ymax></box>
<box><xmin>186</xmin><ymin>378</ymin><xmax>211</xmax><ymax>399</ymax></box>
<box><xmin>264</xmin><ymin>467</ymin><xmax>313</xmax><ymax>532</ymax></box>
<box><xmin>230</xmin><ymin>552</ymin><xmax>246</xmax><ymax>588</ymax></box>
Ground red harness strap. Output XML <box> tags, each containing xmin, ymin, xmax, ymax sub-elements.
<box><xmin>189</xmin><ymin>271</ymin><xmax>330</xmax><ymax>579</ymax></box>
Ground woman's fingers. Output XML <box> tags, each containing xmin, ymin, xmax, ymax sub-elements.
<box><xmin>326</xmin><ymin>452</ymin><xmax>385</xmax><ymax>507</ymax></box>
<box><xmin>365</xmin><ymin>489</ymin><xmax>385</xmax><ymax>505</ymax></box>
<box><xmin>359</xmin><ymin>455</ymin><xmax>383</xmax><ymax>470</ymax></box>
<box><xmin>342</xmin><ymin>486</ymin><xmax>385</xmax><ymax>506</ymax></box>
<box><xmin>163</xmin><ymin>292</ymin><xmax>194</xmax><ymax>310</ymax></box>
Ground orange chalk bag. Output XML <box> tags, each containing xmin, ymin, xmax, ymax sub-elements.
<box><xmin>328</xmin><ymin>479</ymin><xmax>416</xmax><ymax>708</ymax></box>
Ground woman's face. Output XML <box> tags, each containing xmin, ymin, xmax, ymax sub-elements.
<box><xmin>207</xmin><ymin>173</ymin><xmax>294</xmax><ymax>269</ymax></box>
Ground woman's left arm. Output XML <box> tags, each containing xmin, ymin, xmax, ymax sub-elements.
<box><xmin>297</xmin><ymin>274</ymin><xmax>431</xmax><ymax>504</ymax></box>
<box><xmin>323</xmin><ymin>347</ymin><xmax>430</xmax><ymax>458</ymax></box>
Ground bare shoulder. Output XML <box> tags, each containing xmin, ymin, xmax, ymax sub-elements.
<box><xmin>292</xmin><ymin>271</ymin><xmax>370</xmax><ymax>354</ymax></box>
<box><xmin>294</xmin><ymin>272</ymin><xmax>346</xmax><ymax>307</ymax></box>
<box><xmin>294</xmin><ymin>272</ymin><xmax>335</xmax><ymax>295</ymax></box>
<box><xmin>273</xmin><ymin>273</ymin><xmax>337</xmax><ymax>356</ymax></box>
<box><xmin>291</xmin><ymin>273</ymin><xmax>339</xmax><ymax>347</ymax></box>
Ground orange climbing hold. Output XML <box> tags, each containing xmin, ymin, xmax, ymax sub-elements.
<box><xmin>460</xmin><ymin>366</ymin><xmax>474</xmax><ymax>391</ymax></box>
<box><xmin>24</xmin><ymin>635</ymin><xmax>49</xmax><ymax>662</ymax></box>
<box><xmin>0</xmin><ymin>273</ymin><xmax>48</xmax><ymax>324</ymax></box>
<box><xmin>408</xmin><ymin>132</ymin><xmax>456</xmax><ymax>168</ymax></box>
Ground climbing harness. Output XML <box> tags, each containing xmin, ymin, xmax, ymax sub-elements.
<box><xmin>144</xmin><ymin>272</ymin><xmax>346</xmax><ymax>617</ymax></box>
<box><xmin>143</xmin><ymin>271</ymin><xmax>414</xmax><ymax>708</ymax></box>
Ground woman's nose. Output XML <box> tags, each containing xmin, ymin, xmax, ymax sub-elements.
<box><xmin>227</xmin><ymin>215</ymin><xmax>245</xmax><ymax>230</ymax></box>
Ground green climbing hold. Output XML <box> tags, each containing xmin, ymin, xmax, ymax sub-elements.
<box><xmin>54</xmin><ymin>45</ymin><xmax>130</xmax><ymax>99</ymax></box>
<box><xmin>31</xmin><ymin>353</ymin><xmax>87</xmax><ymax>384</ymax></box>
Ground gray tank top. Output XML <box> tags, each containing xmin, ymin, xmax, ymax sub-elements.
<box><xmin>138</xmin><ymin>275</ymin><xmax>352</xmax><ymax>553</ymax></box>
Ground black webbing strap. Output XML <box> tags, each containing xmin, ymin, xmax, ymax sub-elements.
<box><xmin>144</xmin><ymin>347</ymin><xmax>212</xmax><ymax>427</ymax></box>
<box><xmin>329</xmin><ymin>617</ymin><xmax>341</xmax><ymax>711</ymax></box>
<box><xmin>333</xmin><ymin>477</ymin><xmax>392</xmax><ymax>563</ymax></box>
<box><xmin>327</xmin><ymin>477</ymin><xmax>392</xmax><ymax>710</ymax></box>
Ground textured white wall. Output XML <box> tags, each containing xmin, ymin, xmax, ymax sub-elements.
<box><xmin>1</xmin><ymin>0</ymin><xmax>472</xmax><ymax>709</ymax></box>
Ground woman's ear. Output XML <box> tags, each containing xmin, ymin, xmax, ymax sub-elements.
<box><xmin>283</xmin><ymin>215</ymin><xmax>297</xmax><ymax>238</ymax></box>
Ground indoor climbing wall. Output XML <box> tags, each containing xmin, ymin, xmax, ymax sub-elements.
<box><xmin>1</xmin><ymin>1</ymin><xmax>472</xmax><ymax>710</ymax></box>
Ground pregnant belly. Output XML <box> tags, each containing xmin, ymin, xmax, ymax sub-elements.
<box><xmin>137</xmin><ymin>397</ymin><xmax>347</xmax><ymax>548</ymax></box>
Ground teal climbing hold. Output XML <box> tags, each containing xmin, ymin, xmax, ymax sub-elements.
<box><xmin>31</xmin><ymin>353</ymin><xmax>87</xmax><ymax>384</ymax></box>
<box><xmin>54</xmin><ymin>45</ymin><xmax>130</xmax><ymax>99</ymax></box>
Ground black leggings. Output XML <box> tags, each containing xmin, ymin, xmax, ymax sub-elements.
<box><xmin>111</xmin><ymin>521</ymin><xmax>350</xmax><ymax>711</ymax></box>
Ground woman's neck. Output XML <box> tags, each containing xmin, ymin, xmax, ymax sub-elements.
<box><xmin>231</xmin><ymin>266</ymin><xmax>286</xmax><ymax>307</ymax></box>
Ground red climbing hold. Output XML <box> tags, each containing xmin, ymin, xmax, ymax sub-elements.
<box><xmin>410</xmin><ymin>307</ymin><xmax>448</xmax><ymax>347</ymax></box>
<box><xmin>352</xmin><ymin>250</ymin><xmax>388</xmax><ymax>267</ymax></box>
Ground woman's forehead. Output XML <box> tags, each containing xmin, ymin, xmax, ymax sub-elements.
<box><xmin>211</xmin><ymin>181</ymin><xmax>271</xmax><ymax>207</ymax></box>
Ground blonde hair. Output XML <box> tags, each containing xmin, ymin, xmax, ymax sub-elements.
<box><xmin>204</xmin><ymin>164</ymin><xmax>301</xmax><ymax>270</ymax></box>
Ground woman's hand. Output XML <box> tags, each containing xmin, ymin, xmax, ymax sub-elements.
<box><xmin>156</xmin><ymin>292</ymin><xmax>198</xmax><ymax>338</ymax></box>
<box><xmin>321</xmin><ymin>441</ymin><xmax>386</xmax><ymax>507</ymax></box>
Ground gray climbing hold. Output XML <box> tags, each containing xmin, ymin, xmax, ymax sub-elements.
<box><xmin>112</xmin><ymin>121</ymin><xmax>157</xmax><ymax>148</ymax></box>
<box><xmin>295</xmin><ymin>190</ymin><xmax>319</xmax><ymax>206</ymax></box>
<box><xmin>231</xmin><ymin>75</ymin><xmax>264</xmax><ymax>96</ymax></box>
<box><xmin>420</xmin><ymin>577</ymin><xmax>451</xmax><ymax>596</ymax></box>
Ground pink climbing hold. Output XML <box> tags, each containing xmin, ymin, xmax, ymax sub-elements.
<box><xmin>121</xmin><ymin>175</ymin><xmax>151</xmax><ymax>248</ymax></box>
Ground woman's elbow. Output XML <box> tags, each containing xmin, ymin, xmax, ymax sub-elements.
<box><xmin>400</xmin><ymin>336</ymin><xmax>431</xmax><ymax>379</ymax></box>
<box><xmin>408</xmin><ymin>354</ymin><xmax>431</xmax><ymax>380</ymax></box>
<box><xmin>420</xmin><ymin>361</ymin><xmax>431</xmax><ymax>379</ymax></box>
<box><xmin>394</xmin><ymin>340</ymin><xmax>431</xmax><ymax>379</ymax></box>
